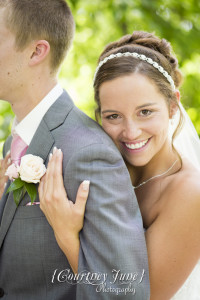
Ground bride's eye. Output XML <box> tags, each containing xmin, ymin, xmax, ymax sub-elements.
<box><xmin>106</xmin><ymin>114</ymin><xmax>119</xmax><ymax>120</ymax></box>
<box><xmin>139</xmin><ymin>109</ymin><xmax>152</xmax><ymax>116</ymax></box>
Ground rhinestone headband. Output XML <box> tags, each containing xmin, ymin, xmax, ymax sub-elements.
<box><xmin>93</xmin><ymin>52</ymin><xmax>175</xmax><ymax>90</ymax></box>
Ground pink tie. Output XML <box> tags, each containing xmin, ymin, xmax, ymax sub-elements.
<box><xmin>11</xmin><ymin>135</ymin><xmax>28</xmax><ymax>166</ymax></box>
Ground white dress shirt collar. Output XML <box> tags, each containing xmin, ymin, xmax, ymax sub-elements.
<box><xmin>12</xmin><ymin>84</ymin><xmax>63</xmax><ymax>145</ymax></box>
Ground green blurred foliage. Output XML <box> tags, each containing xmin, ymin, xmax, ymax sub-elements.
<box><xmin>0</xmin><ymin>0</ymin><xmax>200</xmax><ymax>153</ymax></box>
<box><xmin>62</xmin><ymin>0</ymin><xmax>200</xmax><ymax>133</ymax></box>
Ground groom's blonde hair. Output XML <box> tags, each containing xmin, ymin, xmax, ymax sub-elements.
<box><xmin>0</xmin><ymin>0</ymin><xmax>75</xmax><ymax>72</ymax></box>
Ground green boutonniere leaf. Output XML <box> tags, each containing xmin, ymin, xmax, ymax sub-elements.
<box><xmin>6</xmin><ymin>178</ymin><xmax>27</xmax><ymax>206</ymax></box>
<box><xmin>24</xmin><ymin>182</ymin><xmax>37</xmax><ymax>204</ymax></box>
<box><xmin>13</xmin><ymin>186</ymin><xmax>25</xmax><ymax>206</ymax></box>
<box><xmin>6</xmin><ymin>178</ymin><xmax>24</xmax><ymax>194</ymax></box>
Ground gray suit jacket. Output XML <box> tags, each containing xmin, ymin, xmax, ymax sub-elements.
<box><xmin>0</xmin><ymin>91</ymin><xmax>150</xmax><ymax>300</ymax></box>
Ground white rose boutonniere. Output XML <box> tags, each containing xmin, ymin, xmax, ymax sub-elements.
<box><xmin>5</xmin><ymin>154</ymin><xmax>46</xmax><ymax>206</ymax></box>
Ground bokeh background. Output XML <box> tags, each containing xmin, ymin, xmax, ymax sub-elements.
<box><xmin>0</xmin><ymin>0</ymin><xmax>200</xmax><ymax>154</ymax></box>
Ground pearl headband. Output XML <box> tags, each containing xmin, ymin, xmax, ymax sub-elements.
<box><xmin>93</xmin><ymin>52</ymin><xmax>175</xmax><ymax>90</ymax></box>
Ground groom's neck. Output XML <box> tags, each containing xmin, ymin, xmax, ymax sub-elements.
<box><xmin>11</xmin><ymin>77</ymin><xmax>57</xmax><ymax>122</ymax></box>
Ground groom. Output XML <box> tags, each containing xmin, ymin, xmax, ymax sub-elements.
<box><xmin>0</xmin><ymin>1</ymin><xmax>149</xmax><ymax>299</ymax></box>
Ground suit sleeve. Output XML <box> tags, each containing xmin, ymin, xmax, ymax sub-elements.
<box><xmin>2</xmin><ymin>136</ymin><xmax>12</xmax><ymax>158</ymax></box>
<box><xmin>64</xmin><ymin>143</ymin><xmax>150</xmax><ymax>300</ymax></box>
<box><xmin>3</xmin><ymin>143</ymin><xmax>6</xmax><ymax>158</ymax></box>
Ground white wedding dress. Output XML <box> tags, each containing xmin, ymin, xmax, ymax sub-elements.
<box><xmin>171</xmin><ymin>260</ymin><xmax>200</xmax><ymax>299</ymax></box>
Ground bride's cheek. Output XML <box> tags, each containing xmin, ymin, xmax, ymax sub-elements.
<box><xmin>102</xmin><ymin>123</ymin><xmax>115</xmax><ymax>137</ymax></box>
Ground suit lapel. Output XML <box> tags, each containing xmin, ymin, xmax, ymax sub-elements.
<box><xmin>0</xmin><ymin>180</ymin><xmax>11</xmax><ymax>223</ymax></box>
<box><xmin>0</xmin><ymin>190</ymin><xmax>18</xmax><ymax>248</ymax></box>
<box><xmin>26</xmin><ymin>90</ymin><xmax>74</xmax><ymax>160</ymax></box>
<box><xmin>26</xmin><ymin>119</ymin><xmax>55</xmax><ymax>160</ymax></box>
<box><xmin>0</xmin><ymin>90</ymin><xmax>74</xmax><ymax>248</ymax></box>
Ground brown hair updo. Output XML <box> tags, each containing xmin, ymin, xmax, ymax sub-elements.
<box><xmin>94</xmin><ymin>31</ymin><xmax>183</xmax><ymax>140</ymax></box>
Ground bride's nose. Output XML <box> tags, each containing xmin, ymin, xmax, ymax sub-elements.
<box><xmin>122</xmin><ymin>120</ymin><xmax>142</xmax><ymax>140</ymax></box>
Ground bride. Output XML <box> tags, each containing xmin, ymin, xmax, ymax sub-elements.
<box><xmin>35</xmin><ymin>31</ymin><xmax>200</xmax><ymax>299</ymax></box>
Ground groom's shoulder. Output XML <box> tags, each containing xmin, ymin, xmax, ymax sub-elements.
<box><xmin>62</xmin><ymin>104</ymin><xmax>116</xmax><ymax>149</ymax></box>
<box><xmin>50</xmin><ymin>90</ymin><xmax>120</xmax><ymax>155</ymax></box>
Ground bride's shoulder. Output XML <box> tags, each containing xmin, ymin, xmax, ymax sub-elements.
<box><xmin>159</xmin><ymin>158</ymin><xmax>200</xmax><ymax>231</ymax></box>
<box><xmin>168</xmin><ymin>157</ymin><xmax>200</xmax><ymax>202</ymax></box>
<box><xmin>178</xmin><ymin>158</ymin><xmax>199</xmax><ymax>186</ymax></box>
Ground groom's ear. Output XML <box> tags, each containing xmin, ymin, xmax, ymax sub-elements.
<box><xmin>29</xmin><ymin>40</ymin><xmax>50</xmax><ymax>66</ymax></box>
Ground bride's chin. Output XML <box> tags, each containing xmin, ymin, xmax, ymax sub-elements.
<box><xmin>123</xmin><ymin>156</ymin><xmax>149</xmax><ymax>168</ymax></box>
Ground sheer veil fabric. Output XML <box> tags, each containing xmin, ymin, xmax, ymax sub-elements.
<box><xmin>169</xmin><ymin>103</ymin><xmax>200</xmax><ymax>170</ymax></box>
<box><xmin>169</xmin><ymin>103</ymin><xmax>200</xmax><ymax>299</ymax></box>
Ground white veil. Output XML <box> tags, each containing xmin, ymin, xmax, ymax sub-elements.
<box><xmin>169</xmin><ymin>103</ymin><xmax>200</xmax><ymax>170</ymax></box>
<box><xmin>169</xmin><ymin>104</ymin><xmax>200</xmax><ymax>299</ymax></box>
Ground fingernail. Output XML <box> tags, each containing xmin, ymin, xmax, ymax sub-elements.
<box><xmin>53</xmin><ymin>147</ymin><xmax>57</xmax><ymax>154</ymax></box>
<box><xmin>7</xmin><ymin>158</ymin><xmax>11</xmax><ymax>165</ymax></box>
<box><xmin>6</xmin><ymin>150</ymin><xmax>10</xmax><ymax>155</ymax></box>
<box><xmin>57</xmin><ymin>149</ymin><xmax>62</xmax><ymax>155</ymax></box>
<box><xmin>82</xmin><ymin>180</ymin><xmax>90</xmax><ymax>191</ymax></box>
<box><xmin>49</xmin><ymin>153</ymin><xmax>53</xmax><ymax>161</ymax></box>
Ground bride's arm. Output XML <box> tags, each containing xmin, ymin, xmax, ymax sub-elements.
<box><xmin>146</xmin><ymin>177</ymin><xmax>200</xmax><ymax>299</ymax></box>
<box><xmin>39</xmin><ymin>148</ymin><xmax>89</xmax><ymax>274</ymax></box>
<box><xmin>39</xmin><ymin>149</ymin><xmax>200</xmax><ymax>298</ymax></box>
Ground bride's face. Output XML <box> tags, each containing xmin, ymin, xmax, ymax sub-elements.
<box><xmin>100</xmin><ymin>73</ymin><xmax>173</xmax><ymax>167</ymax></box>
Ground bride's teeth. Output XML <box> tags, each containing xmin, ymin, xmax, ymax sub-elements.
<box><xmin>125</xmin><ymin>139</ymin><xmax>148</xmax><ymax>150</ymax></box>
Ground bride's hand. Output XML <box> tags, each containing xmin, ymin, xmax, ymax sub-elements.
<box><xmin>39</xmin><ymin>147</ymin><xmax>90</xmax><ymax>239</ymax></box>
<box><xmin>0</xmin><ymin>151</ymin><xmax>11</xmax><ymax>199</ymax></box>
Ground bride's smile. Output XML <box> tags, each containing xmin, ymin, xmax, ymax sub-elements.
<box><xmin>122</xmin><ymin>138</ymin><xmax>150</xmax><ymax>151</ymax></box>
